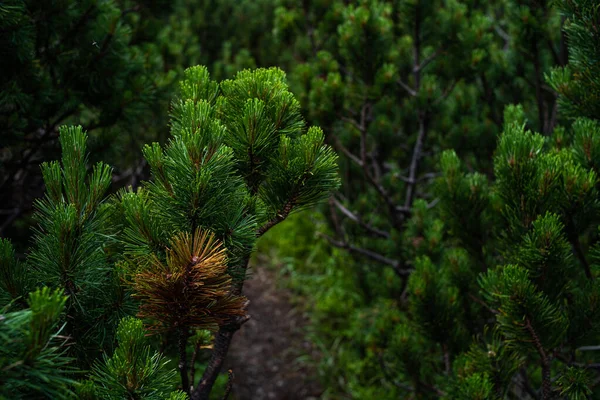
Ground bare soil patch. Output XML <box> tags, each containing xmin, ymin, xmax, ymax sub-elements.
<box><xmin>224</xmin><ymin>266</ymin><xmax>322</xmax><ymax>400</ymax></box>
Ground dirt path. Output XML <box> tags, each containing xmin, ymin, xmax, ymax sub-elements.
<box><xmin>224</xmin><ymin>265</ymin><xmax>322</xmax><ymax>400</ymax></box>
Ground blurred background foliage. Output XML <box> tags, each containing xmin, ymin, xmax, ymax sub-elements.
<box><xmin>0</xmin><ymin>0</ymin><xmax>278</xmax><ymax>248</ymax></box>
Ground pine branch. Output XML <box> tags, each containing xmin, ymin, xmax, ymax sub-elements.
<box><xmin>179</xmin><ymin>327</ymin><xmax>190</xmax><ymax>395</ymax></box>
<box><xmin>192</xmin><ymin>263</ymin><xmax>251</xmax><ymax>400</ymax></box>
<box><xmin>257</xmin><ymin>200</ymin><xmax>294</xmax><ymax>237</ymax></box>
<box><xmin>525</xmin><ymin>318</ymin><xmax>552</xmax><ymax>399</ymax></box>
<box><xmin>413</xmin><ymin>46</ymin><xmax>443</xmax><ymax>74</ymax></box>
<box><xmin>319</xmin><ymin>233</ymin><xmax>410</xmax><ymax>276</ymax></box>
<box><xmin>570</xmin><ymin>230</ymin><xmax>593</xmax><ymax>280</ymax></box>
<box><xmin>189</xmin><ymin>338</ymin><xmax>202</xmax><ymax>388</ymax></box>
<box><xmin>221</xmin><ymin>370</ymin><xmax>234</xmax><ymax>400</ymax></box>
<box><xmin>191</xmin><ymin>326</ymin><xmax>237</xmax><ymax>400</ymax></box>
<box><xmin>331</xmin><ymin>197</ymin><xmax>390</xmax><ymax>239</ymax></box>
<box><xmin>396</xmin><ymin>79</ymin><xmax>417</xmax><ymax>97</ymax></box>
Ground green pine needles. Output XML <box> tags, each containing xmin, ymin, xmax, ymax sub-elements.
<box><xmin>0</xmin><ymin>287</ymin><xmax>76</xmax><ymax>399</ymax></box>
<box><xmin>0</xmin><ymin>66</ymin><xmax>339</xmax><ymax>398</ymax></box>
<box><xmin>413</xmin><ymin>2</ymin><xmax>600</xmax><ymax>394</ymax></box>
<box><xmin>263</xmin><ymin>1</ymin><xmax>600</xmax><ymax>398</ymax></box>
<box><xmin>431</xmin><ymin>104</ymin><xmax>600</xmax><ymax>399</ymax></box>
<box><xmin>547</xmin><ymin>0</ymin><xmax>600</xmax><ymax>121</ymax></box>
<box><xmin>83</xmin><ymin>317</ymin><xmax>185</xmax><ymax>400</ymax></box>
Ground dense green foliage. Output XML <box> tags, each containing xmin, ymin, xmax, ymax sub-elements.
<box><xmin>258</xmin><ymin>0</ymin><xmax>577</xmax><ymax>398</ymax></box>
<box><xmin>3</xmin><ymin>0</ymin><xmax>600</xmax><ymax>398</ymax></box>
<box><xmin>0</xmin><ymin>0</ymin><xmax>277</xmax><ymax>245</ymax></box>
<box><xmin>0</xmin><ymin>68</ymin><xmax>338</xmax><ymax>398</ymax></box>
<box><xmin>0</xmin><ymin>1</ymin><xmax>174</xmax><ymax>241</ymax></box>
<box><xmin>262</xmin><ymin>0</ymin><xmax>600</xmax><ymax>399</ymax></box>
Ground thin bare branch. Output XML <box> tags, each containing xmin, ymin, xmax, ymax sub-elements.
<box><xmin>328</xmin><ymin>197</ymin><xmax>345</xmax><ymax>239</ymax></box>
<box><xmin>399</xmin><ymin>172</ymin><xmax>440</xmax><ymax>184</ymax></box>
<box><xmin>319</xmin><ymin>233</ymin><xmax>410</xmax><ymax>276</ymax></box>
<box><xmin>493</xmin><ymin>25</ymin><xmax>510</xmax><ymax>45</ymax></box>
<box><xmin>352</xmin><ymin>102</ymin><xmax>403</xmax><ymax>227</ymax></box>
<box><xmin>395</xmin><ymin>205</ymin><xmax>412</xmax><ymax>215</ymax></box>
<box><xmin>427</xmin><ymin>198</ymin><xmax>439</xmax><ymax>209</ymax></box>
<box><xmin>332</xmin><ymin>197</ymin><xmax>391</xmax><ymax>239</ymax></box>
<box><xmin>397</xmin><ymin>79</ymin><xmax>417</xmax><ymax>96</ymax></box>
<box><xmin>257</xmin><ymin>201</ymin><xmax>294</xmax><ymax>237</ymax></box>
<box><xmin>221</xmin><ymin>370</ymin><xmax>234</xmax><ymax>400</ymax></box>
<box><xmin>577</xmin><ymin>345</ymin><xmax>600</xmax><ymax>352</ymax></box>
<box><xmin>341</xmin><ymin>116</ymin><xmax>363</xmax><ymax>133</ymax></box>
<box><xmin>403</xmin><ymin>114</ymin><xmax>427</xmax><ymax>210</ymax></box>
<box><xmin>413</xmin><ymin>46</ymin><xmax>443</xmax><ymax>73</ymax></box>
<box><xmin>331</xmin><ymin>133</ymin><xmax>363</xmax><ymax>167</ymax></box>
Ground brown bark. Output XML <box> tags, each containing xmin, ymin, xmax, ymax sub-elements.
<box><xmin>191</xmin><ymin>257</ymin><xmax>251</xmax><ymax>400</ymax></box>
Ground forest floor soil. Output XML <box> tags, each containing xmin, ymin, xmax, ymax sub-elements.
<box><xmin>224</xmin><ymin>265</ymin><xmax>323</xmax><ymax>400</ymax></box>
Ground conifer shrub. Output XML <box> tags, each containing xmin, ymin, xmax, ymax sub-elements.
<box><xmin>0</xmin><ymin>66</ymin><xmax>339</xmax><ymax>399</ymax></box>
<box><xmin>384</xmin><ymin>0</ymin><xmax>600</xmax><ymax>397</ymax></box>
<box><xmin>0</xmin><ymin>0</ymin><xmax>279</xmax><ymax>245</ymax></box>
<box><xmin>262</xmin><ymin>0</ymin><xmax>569</xmax><ymax>397</ymax></box>
<box><xmin>0</xmin><ymin>0</ymin><xmax>178</xmax><ymax>242</ymax></box>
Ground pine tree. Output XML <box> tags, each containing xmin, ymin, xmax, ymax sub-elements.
<box><xmin>158</xmin><ymin>0</ymin><xmax>280</xmax><ymax>81</ymax></box>
<box><xmin>0</xmin><ymin>66</ymin><xmax>338</xmax><ymax>398</ymax></box>
<box><xmin>1</xmin><ymin>0</ymin><xmax>298</xmax><ymax>248</ymax></box>
<box><xmin>1</xmin><ymin>125</ymin><xmax>129</xmax><ymax>367</ymax></box>
<box><xmin>402</xmin><ymin>0</ymin><xmax>600</xmax><ymax>397</ymax></box>
<box><xmin>267</xmin><ymin>0</ymin><xmax>566</xmax><ymax>397</ymax></box>
<box><xmin>272</xmin><ymin>0</ymin><xmax>566</xmax><ymax>263</ymax></box>
<box><xmin>547</xmin><ymin>0</ymin><xmax>600</xmax><ymax>122</ymax></box>
<box><xmin>432</xmin><ymin>107</ymin><xmax>600</xmax><ymax>399</ymax></box>
<box><xmin>0</xmin><ymin>0</ymin><xmax>178</xmax><ymax>243</ymax></box>
<box><xmin>117</xmin><ymin>65</ymin><xmax>339</xmax><ymax>398</ymax></box>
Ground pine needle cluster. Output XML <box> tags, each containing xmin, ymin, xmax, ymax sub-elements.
<box><xmin>0</xmin><ymin>65</ymin><xmax>338</xmax><ymax>398</ymax></box>
<box><xmin>131</xmin><ymin>230</ymin><xmax>247</xmax><ymax>333</ymax></box>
